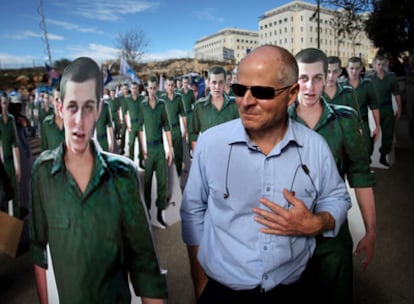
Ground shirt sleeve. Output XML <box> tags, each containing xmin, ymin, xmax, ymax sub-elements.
<box><xmin>367</xmin><ymin>82</ymin><xmax>380</xmax><ymax>110</ymax></box>
<box><xmin>314</xmin><ymin>141</ymin><xmax>352</xmax><ymax>237</ymax></box>
<box><xmin>119</xmin><ymin>164</ymin><xmax>168</xmax><ymax>298</ymax></box>
<box><xmin>180</xmin><ymin>138</ymin><xmax>209</xmax><ymax>245</ymax></box>
<box><xmin>29</xmin><ymin>160</ymin><xmax>49</xmax><ymax>269</ymax></box>
<box><xmin>341</xmin><ymin>111</ymin><xmax>376</xmax><ymax>188</ymax></box>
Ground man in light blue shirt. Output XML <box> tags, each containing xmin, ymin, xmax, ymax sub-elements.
<box><xmin>181</xmin><ymin>45</ymin><xmax>350</xmax><ymax>303</ymax></box>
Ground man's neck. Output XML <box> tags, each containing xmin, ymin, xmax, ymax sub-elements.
<box><xmin>149</xmin><ymin>96</ymin><xmax>156</xmax><ymax>108</ymax></box>
<box><xmin>349</xmin><ymin>77</ymin><xmax>360</xmax><ymax>88</ymax></box>
<box><xmin>296</xmin><ymin>100</ymin><xmax>323</xmax><ymax>130</ymax></box>
<box><xmin>376</xmin><ymin>71</ymin><xmax>385</xmax><ymax>79</ymax></box>
<box><xmin>54</xmin><ymin>114</ymin><xmax>64</xmax><ymax>129</ymax></box>
<box><xmin>211</xmin><ymin>94</ymin><xmax>224</xmax><ymax>110</ymax></box>
<box><xmin>248</xmin><ymin>121</ymin><xmax>289</xmax><ymax>156</ymax></box>
<box><xmin>324</xmin><ymin>84</ymin><xmax>337</xmax><ymax>99</ymax></box>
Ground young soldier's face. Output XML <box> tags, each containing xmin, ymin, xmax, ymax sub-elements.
<box><xmin>59</xmin><ymin>79</ymin><xmax>98</xmax><ymax>155</ymax></box>
<box><xmin>148</xmin><ymin>82</ymin><xmax>158</xmax><ymax>98</ymax></box>
<box><xmin>326</xmin><ymin>63</ymin><xmax>340</xmax><ymax>88</ymax></box>
<box><xmin>375</xmin><ymin>60</ymin><xmax>386</xmax><ymax>74</ymax></box>
<box><xmin>208</xmin><ymin>73</ymin><xmax>225</xmax><ymax>98</ymax></box>
<box><xmin>182</xmin><ymin>79</ymin><xmax>189</xmax><ymax>89</ymax></box>
<box><xmin>297</xmin><ymin>61</ymin><xmax>326</xmax><ymax>107</ymax></box>
<box><xmin>347</xmin><ymin>62</ymin><xmax>361</xmax><ymax>81</ymax></box>
<box><xmin>166</xmin><ymin>80</ymin><xmax>175</xmax><ymax>94</ymax></box>
<box><xmin>1</xmin><ymin>97</ymin><xmax>8</xmax><ymax>114</ymax></box>
<box><xmin>122</xmin><ymin>85</ymin><xmax>129</xmax><ymax>96</ymax></box>
<box><xmin>131</xmin><ymin>85</ymin><xmax>139</xmax><ymax>97</ymax></box>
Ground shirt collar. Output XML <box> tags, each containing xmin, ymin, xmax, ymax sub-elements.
<box><xmin>51</xmin><ymin>140</ymin><xmax>108</xmax><ymax>178</ymax></box>
<box><xmin>224</xmin><ymin>118</ymin><xmax>301</xmax><ymax>155</ymax></box>
<box><xmin>201</xmin><ymin>94</ymin><xmax>233</xmax><ymax>107</ymax></box>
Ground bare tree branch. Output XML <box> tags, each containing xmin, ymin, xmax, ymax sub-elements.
<box><xmin>115</xmin><ymin>29</ymin><xmax>149</xmax><ymax>65</ymax></box>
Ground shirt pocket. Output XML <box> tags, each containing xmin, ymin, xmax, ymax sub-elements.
<box><xmin>48</xmin><ymin>216</ymin><xmax>70</xmax><ymax>230</ymax></box>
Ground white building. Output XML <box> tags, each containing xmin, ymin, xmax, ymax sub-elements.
<box><xmin>194</xmin><ymin>28</ymin><xmax>259</xmax><ymax>63</ymax></box>
<box><xmin>259</xmin><ymin>0</ymin><xmax>376</xmax><ymax>64</ymax></box>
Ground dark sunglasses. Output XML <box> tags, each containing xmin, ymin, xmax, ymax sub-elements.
<box><xmin>231</xmin><ymin>83</ymin><xmax>292</xmax><ymax>99</ymax></box>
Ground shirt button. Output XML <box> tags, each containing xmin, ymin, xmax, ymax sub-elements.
<box><xmin>263</xmin><ymin>274</ymin><xmax>268</xmax><ymax>280</ymax></box>
<box><xmin>266</xmin><ymin>187</ymin><xmax>270</xmax><ymax>192</ymax></box>
<box><xmin>264</xmin><ymin>245</ymin><xmax>268</xmax><ymax>251</ymax></box>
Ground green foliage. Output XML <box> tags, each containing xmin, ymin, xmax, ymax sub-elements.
<box><xmin>365</xmin><ymin>0</ymin><xmax>414</xmax><ymax>57</ymax></box>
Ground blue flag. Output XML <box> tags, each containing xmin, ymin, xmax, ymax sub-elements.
<box><xmin>103</xmin><ymin>65</ymin><xmax>113</xmax><ymax>85</ymax></box>
<box><xmin>120</xmin><ymin>57</ymin><xmax>140</xmax><ymax>84</ymax></box>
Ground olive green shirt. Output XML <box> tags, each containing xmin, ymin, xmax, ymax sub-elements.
<box><xmin>288</xmin><ymin>99</ymin><xmax>375</xmax><ymax>188</ymax></box>
<box><xmin>323</xmin><ymin>83</ymin><xmax>357</xmax><ymax>111</ymax></box>
<box><xmin>37</xmin><ymin>102</ymin><xmax>53</xmax><ymax>125</ymax></box>
<box><xmin>340</xmin><ymin>77</ymin><xmax>379</xmax><ymax>121</ymax></box>
<box><xmin>191</xmin><ymin>94</ymin><xmax>239</xmax><ymax>142</ymax></box>
<box><xmin>118</xmin><ymin>94</ymin><xmax>130</xmax><ymax>120</ymax></box>
<box><xmin>138</xmin><ymin>97</ymin><xmax>171</xmax><ymax>143</ymax></box>
<box><xmin>126</xmin><ymin>95</ymin><xmax>144</xmax><ymax>130</ymax></box>
<box><xmin>41</xmin><ymin>114</ymin><xmax>65</xmax><ymax>151</ymax></box>
<box><xmin>178</xmin><ymin>88</ymin><xmax>196</xmax><ymax>115</ymax></box>
<box><xmin>365</xmin><ymin>71</ymin><xmax>400</xmax><ymax>108</ymax></box>
<box><xmin>108</xmin><ymin>96</ymin><xmax>121</xmax><ymax>125</ymax></box>
<box><xmin>0</xmin><ymin>113</ymin><xmax>18</xmax><ymax>174</ymax></box>
<box><xmin>29</xmin><ymin>141</ymin><xmax>168</xmax><ymax>303</ymax></box>
<box><xmin>160</xmin><ymin>92</ymin><xmax>185</xmax><ymax>133</ymax></box>
<box><xmin>95</xmin><ymin>101</ymin><xmax>112</xmax><ymax>151</ymax></box>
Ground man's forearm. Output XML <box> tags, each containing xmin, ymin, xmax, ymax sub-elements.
<box><xmin>34</xmin><ymin>264</ymin><xmax>48</xmax><ymax>304</ymax></box>
<box><xmin>187</xmin><ymin>245</ymin><xmax>208</xmax><ymax>299</ymax></box>
<box><xmin>312</xmin><ymin>211</ymin><xmax>336</xmax><ymax>236</ymax></box>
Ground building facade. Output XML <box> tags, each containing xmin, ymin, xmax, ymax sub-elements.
<box><xmin>193</xmin><ymin>1</ymin><xmax>376</xmax><ymax>66</ymax></box>
<box><xmin>259</xmin><ymin>0</ymin><xmax>376</xmax><ymax>64</ymax></box>
<box><xmin>194</xmin><ymin>28</ymin><xmax>259</xmax><ymax>63</ymax></box>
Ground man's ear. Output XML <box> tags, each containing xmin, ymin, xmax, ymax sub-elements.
<box><xmin>287</xmin><ymin>83</ymin><xmax>299</xmax><ymax>107</ymax></box>
<box><xmin>58</xmin><ymin>100</ymin><xmax>64</xmax><ymax>119</ymax></box>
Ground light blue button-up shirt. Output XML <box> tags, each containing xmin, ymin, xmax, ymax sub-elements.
<box><xmin>181</xmin><ymin>118</ymin><xmax>350</xmax><ymax>291</ymax></box>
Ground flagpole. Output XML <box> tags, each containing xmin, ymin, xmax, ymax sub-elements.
<box><xmin>38</xmin><ymin>0</ymin><xmax>52</xmax><ymax>65</ymax></box>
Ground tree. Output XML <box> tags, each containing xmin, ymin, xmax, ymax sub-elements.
<box><xmin>315</xmin><ymin>0</ymin><xmax>372</xmax><ymax>55</ymax></box>
<box><xmin>115</xmin><ymin>29</ymin><xmax>149</xmax><ymax>65</ymax></box>
<box><xmin>365</xmin><ymin>0</ymin><xmax>414</xmax><ymax>59</ymax></box>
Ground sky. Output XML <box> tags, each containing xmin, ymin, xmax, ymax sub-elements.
<box><xmin>0</xmin><ymin>0</ymin><xmax>314</xmax><ymax>69</ymax></box>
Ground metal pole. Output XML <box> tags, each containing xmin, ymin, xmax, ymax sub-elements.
<box><xmin>317</xmin><ymin>0</ymin><xmax>320</xmax><ymax>48</ymax></box>
<box><xmin>38</xmin><ymin>0</ymin><xmax>52</xmax><ymax>65</ymax></box>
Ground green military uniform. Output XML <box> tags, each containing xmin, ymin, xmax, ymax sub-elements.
<box><xmin>161</xmin><ymin>92</ymin><xmax>185</xmax><ymax>176</ymax></box>
<box><xmin>179</xmin><ymin>88</ymin><xmax>196</xmax><ymax>156</ymax></box>
<box><xmin>41</xmin><ymin>114</ymin><xmax>65</xmax><ymax>151</ymax></box>
<box><xmin>138</xmin><ymin>97</ymin><xmax>171</xmax><ymax>211</ymax></box>
<box><xmin>95</xmin><ymin>100</ymin><xmax>112</xmax><ymax>152</ymax></box>
<box><xmin>289</xmin><ymin>99</ymin><xmax>375</xmax><ymax>304</ymax></box>
<box><xmin>126</xmin><ymin>95</ymin><xmax>144</xmax><ymax>162</ymax></box>
<box><xmin>340</xmin><ymin>78</ymin><xmax>380</xmax><ymax>156</ymax></box>
<box><xmin>118</xmin><ymin>94</ymin><xmax>129</xmax><ymax>154</ymax></box>
<box><xmin>366</xmin><ymin>71</ymin><xmax>400</xmax><ymax>155</ymax></box>
<box><xmin>323</xmin><ymin>83</ymin><xmax>368</xmax><ymax>158</ymax></box>
<box><xmin>108</xmin><ymin>96</ymin><xmax>121</xmax><ymax>140</ymax></box>
<box><xmin>37</xmin><ymin>101</ymin><xmax>53</xmax><ymax>126</ymax></box>
<box><xmin>29</xmin><ymin>141</ymin><xmax>168</xmax><ymax>304</ymax></box>
<box><xmin>0</xmin><ymin>113</ymin><xmax>20</xmax><ymax>217</ymax></box>
<box><xmin>190</xmin><ymin>94</ymin><xmax>239</xmax><ymax>143</ymax></box>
